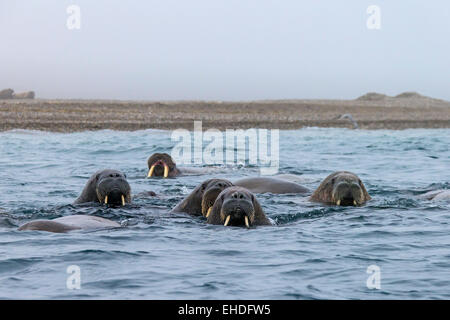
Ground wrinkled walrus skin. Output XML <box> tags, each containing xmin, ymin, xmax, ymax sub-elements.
<box><xmin>74</xmin><ymin>169</ymin><xmax>131</xmax><ymax>205</ymax></box>
<box><xmin>234</xmin><ymin>177</ymin><xmax>310</xmax><ymax>194</ymax></box>
<box><xmin>171</xmin><ymin>179</ymin><xmax>234</xmax><ymax>216</ymax></box>
<box><xmin>18</xmin><ymin>215</ymin><xmax>120</xmax><ymax>233</ymax></box>
<box><xmin>146</xmin><ymin>153</ymin><xmax>181</xmax><ymax>178</ymax></box>
<box><xmin>310</xmin><ymin>171</ymin><xmax>371</xmax><ymax>206</ymax></box>
<box><xmin>420</xmin><ymin>189</ymin><xmax>450</xmax><ymax>201</ymax></box>
<box><xmin>207</xmin><ymin>186</ymin><xmax>272</xmax><ymax>228</ymax></box>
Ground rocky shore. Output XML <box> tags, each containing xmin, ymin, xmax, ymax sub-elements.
<box><xmin>1</xmin><ymin>92</ymin><xmax>449</xmax><ymax>132</ymax></box>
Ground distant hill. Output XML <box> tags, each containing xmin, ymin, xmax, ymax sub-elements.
<box><xmin>356</xmin><ymin>91</ymin><xmax>449</xmax><ymax>107</ymax></box>
<box><xmin>356</xmin><ymin>92</ymin><xmax>388</xmax><ymax>101</ymax></box>
<box><xmin>394</xmin><ymin>92</ymin><xmax>426</xmax><ymax>99</ymax></box>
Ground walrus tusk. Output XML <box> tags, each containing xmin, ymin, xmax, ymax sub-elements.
<box><xmin>224</xmin><ymin>215</ymin><xmax>231</xmax><ymax>226</ymax></box>
<box><xmin>206</xmin><ymin>207</ymin><xmax>212</xmax><ymax>218</ymax></box>
<box><xmin>336</xmin><ymin>200</ymin><xmax>341</xmax><ymax>206</ymax></box>
<box><xmin>147</xmin><ymin>165</ymin><xmax>156</xmax><ymax>178</ymax></box>
<box><xmin>163</xmin><ymin>164</ymin><xmax>169</xmax><ymax>178</ymax></box>
<box><xmin>244</xmin><ymin>216</ymin><xmax>250</xmax><ymax>228</ymax></box>
<box><xmin>121</xmin><ymin>195</ymin><xmax>126</xmax><ymax>206</ymax></box>
<box><xmin>353</xmin><ymin>200</ymin><xmax>357</xmax><ymax>206</ymax></box>
<box><xmin>104</xmin><ymin>195</ymin><xmax>108</xmax><ymax>204</ymax></box>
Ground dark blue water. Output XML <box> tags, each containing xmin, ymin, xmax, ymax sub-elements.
<box><xmin>0</xmin><ymin>128</ymin><xmax>449</xmax><ymax>299</ymax></box>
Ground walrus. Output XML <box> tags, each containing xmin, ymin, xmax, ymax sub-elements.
<box><xmin>171</xmin><ymin>178</ymin><xmax>234</xmax><ymax>217</ymax></box>
<box><xmin>310</xmin><ymin>171</ymin><xmax>371</xmax><ymax>206</ymax></box>
<box><xmin>206</xmin><ymin>186</ymin><xmax>272</xmax><ymax>228</ymax></box>
<box><xmin>420</xmin><ymin>189</ymin><xmax>450</xmax><ymax>201</ymax></box>
<box><xmin>234</xmin><ymin>177</ymin><xmax>309</xmax><ymax>194</ymax></box>
<box><xmin>18</xmin><ymin>215</ymin><xmax>120</xmax><ymax>233</ymax></box>
<box><xmin>13</xmin><ymin>91</ymin><xmax>35</xmax><ymax>99</ymax></box>
<box><xmin>74</xmin><ymin>169</ymin><xmax>131</xmax><ymax>205</ymax></box>
<box><xmin>147</xmin><ymin>153</ymin><xmax>181</xmax><ymax>178</ymax></box>
<box><xmin>146</xmin><ymin>152</ymin><xmax>220</xmax><ymax>178</ymax></box>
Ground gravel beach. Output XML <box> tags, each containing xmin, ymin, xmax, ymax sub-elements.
<box><xmin>1</xmin><ymin>93</ymin><xmax>449</xmax><ymax>132</ymax></box>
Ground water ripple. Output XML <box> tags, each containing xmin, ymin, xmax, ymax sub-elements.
<box><xmin>0</xmin><ymin>128</ymin><xmax>449</xmax><ymax>299</ymax></box>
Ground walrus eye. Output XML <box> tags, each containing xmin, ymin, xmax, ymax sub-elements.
<box><xmin>331</xmin><ymin>178</ymin><xmax>336</xmax><ymax>184</ymax></box>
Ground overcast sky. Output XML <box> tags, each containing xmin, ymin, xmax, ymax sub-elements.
<box><xmin>1</xmin><ymin>0</ymin><xmax>449</xmax><ymax>100</ymax></box>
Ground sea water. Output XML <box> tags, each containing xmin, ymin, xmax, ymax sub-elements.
<box><xmin>0</xmin><ymin>128</ymin><xmax>449</xmax><ymax>299</ymax></box>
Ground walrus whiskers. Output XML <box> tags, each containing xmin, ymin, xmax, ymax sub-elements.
<box><xmin>147</xmin><ymin>153</ymin><xmax>181</xmax><ymax>178</ymax></box>
<box><xmin>310</xmin><ymin>171</ymin><xmax>371</xmax><ymax>206</ymax></box>
<box><xmin>147</xmin><ymin>162</ymin><xmax>169</xmax><ymax>178</ymax></box>
<box><xmin>74</xmin><ymin>169</ymin><xmax>132</xmax><ymax>205</ymax></box>
<box><xmin>206</xmin><ymin>186</ymin><xmax>272</xmax><ymax>227</ymax></box>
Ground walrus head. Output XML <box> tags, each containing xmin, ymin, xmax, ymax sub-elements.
<box><xmin>95</xmin><ymin>170</ymin><xmax>131</xmax><ymax>206</ymax></box>
<box><xmin>311</xmin><ymin>171</ymin><xmax>371</xmax><ymax>206</ymax></box>
<box><xmin>209</xmin><ymin>187</ymin><xmax>263</xmax><ymax>228</ymax></box>
<box><xmin>170</xmin><ymin>178</ymin><xmax>233</xmax><ymax>216</ymax></box>
<box><xmin>200</xmin><ymin>179</ymin><xmax>234</xmax><ymax>217</ymax></box>
<box><xmin>147</xmin><ymin>153</ymin><xmax>179</xmax><ymax>178</ymax></box>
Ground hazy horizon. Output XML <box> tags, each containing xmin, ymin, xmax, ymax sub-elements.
<box><xmin>1</xmin><ymin>1</ymin><xmax>449</xmax><ymax>101</ymax></box>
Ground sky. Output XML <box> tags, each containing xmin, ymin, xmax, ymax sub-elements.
<box><xmin>1</xmin><ymin>0</ymin><xmax>449</xmax><ymax>101</ymax></box>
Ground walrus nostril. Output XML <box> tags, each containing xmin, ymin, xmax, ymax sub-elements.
<box><xmin>204</xmin><ymin>186</ymin><xmax>271</xmax><ymax>227</ymax></box>
<box><xmin>232</xmin><ymin>192</ymin><xmax>245</xmax><ymax>199</ymax></box>
<box><xmin>74</xmin><ymin>169</ymin><xmax>132</xmax><ymax>205</ymax></box>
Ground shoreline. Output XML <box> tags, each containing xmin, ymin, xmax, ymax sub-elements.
<box><xmin>1</xmin><ymin>97</ymin><xmax>449</xmax><ymax>132</ymax></box>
